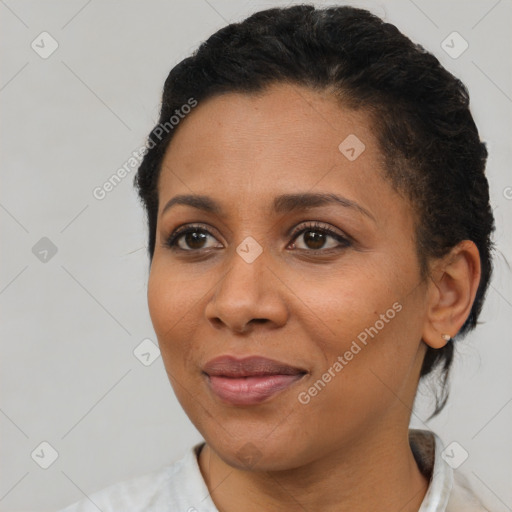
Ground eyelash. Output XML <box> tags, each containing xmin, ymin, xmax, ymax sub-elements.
<box><xmin>164</xmin><ymin>221</ymin><xmax>351</xmax><ymax>253</ymax></box>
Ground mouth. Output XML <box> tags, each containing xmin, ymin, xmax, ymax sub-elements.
<box><xmin>202</xmin><ymin>355</ymin><xmax>308</xmax><ymax>406</ymax></box>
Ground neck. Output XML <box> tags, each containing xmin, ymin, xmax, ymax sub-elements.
<box><xmin>198</xmin><ymin>425</ymin><xmax>429</xmax><ymax>512</ymax></box>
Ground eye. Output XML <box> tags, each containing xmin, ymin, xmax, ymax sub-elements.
<box><xmin>164</xmin><ymin>224</ymin><xmax>223</xmax><ymax>251</ymax></box>
<box><xmin>288</xmin><ymin>221</ymin><xmax>351</xmax><ymax>251</ymax></box>
<box><xmin>164</xmin><ymin>221</ymin><xmax>351</xmax><ymax>253</ymax></box>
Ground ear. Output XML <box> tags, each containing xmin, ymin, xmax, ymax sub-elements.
<box><xmin>422</xmin><ymin>240</ymin><xmax>481</xmax><ymax>349</ymax></box>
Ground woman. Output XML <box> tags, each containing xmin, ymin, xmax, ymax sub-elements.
<box><xmin>59</xmin><ymin>4</ymin><xmax>494</xmax><ymax>511</ymax></box>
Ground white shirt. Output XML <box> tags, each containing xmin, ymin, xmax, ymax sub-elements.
<box><xmin>57</xmin><ymin>429</ymin><xmax>488</xmax><ymax>511</ymax></box>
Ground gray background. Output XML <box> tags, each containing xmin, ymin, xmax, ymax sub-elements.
<box><xmin>1</xmin><ymin>0</ymin><xmax>511</xmax><ymax>510</ymax></box>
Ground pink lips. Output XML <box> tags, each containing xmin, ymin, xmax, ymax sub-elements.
<box><xmin>203</xmin><ymin>355</ymin><xmax>307</xmax><ymax>406</ymax></box>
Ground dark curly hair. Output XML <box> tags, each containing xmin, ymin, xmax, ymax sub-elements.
<box><xmin>133</xmin><ymin>4</ymin><xmax>495</xmax><ymax>418</ymax></box>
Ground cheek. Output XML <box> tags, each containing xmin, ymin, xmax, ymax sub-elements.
<box><xmin>147</xmin><ymin>264</ymin><xmax>196</xmax><ymax>359</ymax></box>
<box><xmin>292</xmin><ymin>258</ymin><xmax>423</xmax><ymax>393</ymax></box>
<box><xmin>294</xmin><ymin>259</ymin><xmax>403</xmax><ymax>341</ymax></box>
<box><xmin>147</xmin><ymin>268</ymin><xmax>172</xmax><ymax>339</ymax></box>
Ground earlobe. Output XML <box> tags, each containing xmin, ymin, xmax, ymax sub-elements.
<box><xmin>422</xmin><ymin>240</ymin><xmax>481</xmax><ymax>349</ymax></box>
<box><xmin>423</xmin><ymin>331</ymin><xmax>453</xmax><ymax>350</ymax></box>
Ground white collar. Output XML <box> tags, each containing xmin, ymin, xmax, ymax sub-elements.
<box><xmin>184</xmin><ymin>429</ymin><xmax>483</xmax><ymax>511</ymax></box>
<box><xmin>411</xmin><ymin>429</ymin><xmax>454</xmax><ymax>511</ymax></box>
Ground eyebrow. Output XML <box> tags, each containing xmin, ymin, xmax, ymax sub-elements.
<box><xmin>161</xmin><ymin>192</ymin><xmax>375</xmax><ymax>221</ymax></box>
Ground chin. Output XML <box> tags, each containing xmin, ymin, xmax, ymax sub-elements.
<box><xmin>200</xmin><ymin>420</ymin><xmax>318</xmax><ymax>472</ymax></box>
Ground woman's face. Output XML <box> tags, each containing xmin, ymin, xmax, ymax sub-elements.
<box><xmin>148</xmin><ymin>83</ymin><xmax>430</xmax><ymax>470</ymax></box>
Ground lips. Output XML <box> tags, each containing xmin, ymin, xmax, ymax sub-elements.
<box><xmin>202</xmin><ymin>355</ymin><xmax>307</xmax><ymax>406</ymax></box>
<box><xmin>203</xmin><ymin>355</ymin><xmax>307</xmax><ymax>377</ymax></box>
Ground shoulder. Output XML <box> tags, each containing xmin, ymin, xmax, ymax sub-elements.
<box><xmin>446</xmin><ymin>470</ymin><xmax>490</xmax><ymax>512</ymax></box>
<box><xmin>409</xmin><ymin>429</ymin><xmax>491</xmax><ymax>512</ymax></box>
<box><xmin>56</xmin><ymin>442</ymin><xmax>213</xmax><ymax>512</ymax></box>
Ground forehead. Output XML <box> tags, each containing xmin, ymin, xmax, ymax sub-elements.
<box><xmin>163</xmin><ymin>83</ymin><xmax>378</xmax><ymax>156</ymax></box>
<box><xmin>157</xmin><ymin>83</ymin><xmax>405</xmax><ymax>223</ymax></box>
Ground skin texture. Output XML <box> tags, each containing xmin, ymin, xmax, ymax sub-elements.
<box><xmin>147</xmin><ymin>83</ymin><xmax>481</xmax><ymax>511</ymax></box>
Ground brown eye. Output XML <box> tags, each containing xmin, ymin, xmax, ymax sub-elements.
<box><xmin>290</xmin><ymin>222</ymin><xmax>351</xmax><ymax>252</ymax></box>
<box><xmin>165</xmin><ymin>225</ymin><xmax>222</xmax><ymax>251</ymax></box>
<box><xmin>182</xmin><ymin>231</ymin><xmax>209</xmax><ymax>250</ymax></box>
<box><xmin>301</xmin><ymin>230</ymin><xmax>328</xmax><ymax>250</ymax></box>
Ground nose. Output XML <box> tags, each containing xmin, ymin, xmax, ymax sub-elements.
<box><xmin>204</xmin><ymin>243</ymin><xmax>289</xmax><ymax>334</ymax></box>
